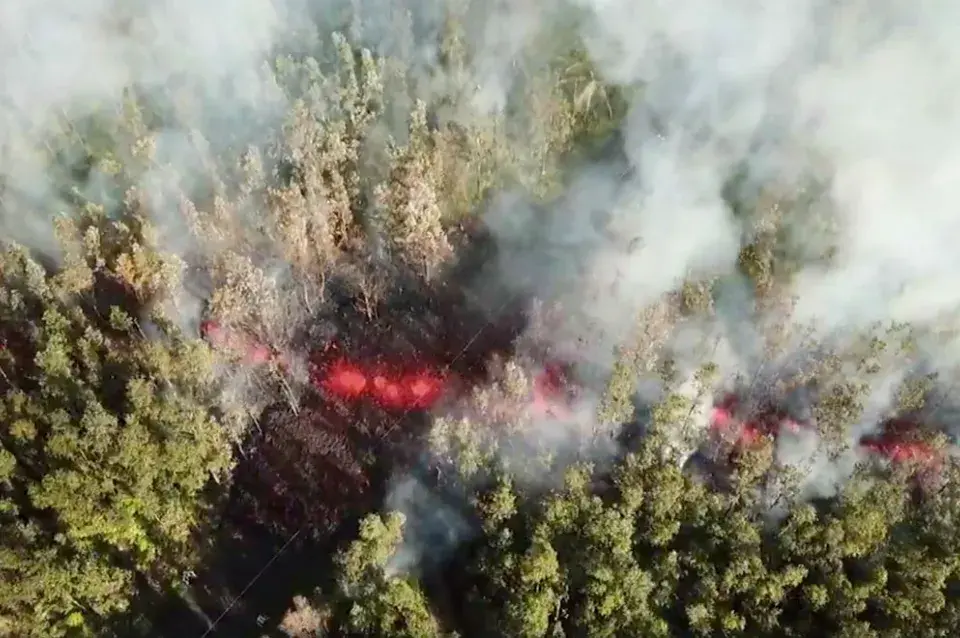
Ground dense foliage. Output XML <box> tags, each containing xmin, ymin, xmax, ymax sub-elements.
<box><xmin>1</xmin><ymin>3</ymin><xmax>959</xmax><ymax>638</ymax></box>
<box><xmin>0</xmin><ymin>218</ymin><xmax>231</xmax><ymax>636</ymax></box>
<box><xmin>282</xmin><ymin>362</ymin><xmax>960</xmax><ymax>638</ymax></box>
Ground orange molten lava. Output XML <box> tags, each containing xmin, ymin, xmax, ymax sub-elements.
<box><xmin>313</xmin><ymin>358</ymin><xmax>449</xmax><ymax>412</ymax></box>
<box><xmin>322</xmin><ymin>359</ymin><xmax>369</xmax><ymax>398</ymax></box>
<box><xmin>859</xmin><ymin>418</ymin><xmax>943</xmax><ymax>472</ymax></box>
<box><xmin>709</xmin><ymin>393</ymin><xmax>805</xmax><ymax>449</ymax></box>
<box><xmin>532</xmin><ymin>362</ymin><xmax>574</xmax><ymax>418</ymax></box>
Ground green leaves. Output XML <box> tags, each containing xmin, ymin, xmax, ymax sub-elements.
<box><xmin>334</xmin><ymin>513</ymin><xmax>441</xmax><ymax>638</ymax></box>
<box><xmin>0</xmin><ymin>239</ymin><xmax>232</xmax><ymax>636</ymax></box>
<box><xmin>597</xmin><ymin>349</ymin><xmax>638</xmax><ymax>427</ymax></box>
<box><xmin>321</xmin><ymin>396</ymin><xmax>960</xmax><ymax>638</ymax></box>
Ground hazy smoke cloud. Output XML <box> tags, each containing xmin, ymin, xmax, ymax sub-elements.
<box><xmin>481</xmin><ymin>0</ymin><xmax>960</xmax><ymax>501</ymax></box>
<box><xmin>7</xmin><ymin>2</ymin><xmax>960</xmax><ymax>336</ymax></box>
<box><xmin>476</xmin><ymin>1</ymin><xmax>960</xmax><ymax>445</ymax></box>
<box><xmin>497</xmin><ymin>0</ymin><xmax>960</xmax><ymax>345</ymax></box>
<box><xmin>6</xmin><ymin>0</ymin><xmax>960</xmax><ymax>519</ymax></box>
<box><xmin>382</xmin><ymin>473</ymin><xmax>474</xmax><ymax>576</ymax></box>
<box><xmin>0</xmin><ymin>0</ymin><xmax>296</xmax><ymax>254</ymax></box>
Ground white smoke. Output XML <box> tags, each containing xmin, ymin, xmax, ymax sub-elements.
<box><xmin>0</xmin><ymin>0</ymin><xmax>301</xmax><ymax>253</ymax></box>
<box><xmin>382</xmin><ymin>473</ymin><xmax>473</xmax><ymax>577</ymax></box>
<box><xmin>7</xmin><ymin>1</ymin><xmax>960</xmax><ymax>344</ymax></box>
<box><xmin>473</xmin><ymin>1</ymin><xmax>960</xmax><ymax>490</ymax></box>
<box><xmin>6</xmin><ymin>0</ymin><xmax>960</xmax><ymax>520</ymax></box>
<box><xmin>506</xmin><ymin>0</ymin><xmax>960</xmax><ymax>346</ymax></box>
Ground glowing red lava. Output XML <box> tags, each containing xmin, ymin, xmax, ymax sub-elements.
<box><xmin>532</xmin><ymin>362</ymin><xmax>574</xmax><ymax>418</ymax></box>
<box><xmin>200</xmin><ymin>319</ymin><xmax>226</xmax><ymax>344</ymax></box>
<box><xmin>317</xmin><ymin>357</ymin><xmax>574</xmax><ymax>415</ymax></box>
<box><xmin>709</xmin><ymin>394</ymin><xmax>757</xmax><ymax>446</ymax></box>
<box><xmin>710</xmin><ymin>404</ymin><xmax>736</xmax><ymax>433</ymax></box>
<box><xmin>371</xmin><ymin>374</ymin><xmax>405</xmax><ymax>408</ymax></box>
<box><xmin>200</xmin><ymin>316</ymin><xmax>579</xmax><ymax>416</ymax></box>
<box><xmin>709</xmin><ymin>393</ymin><xmax>805</xmax><ymax>449</ymax></box>
<box><xmin>399</xmin><ymin>372</ymin><xmax>447</xmax><ymax>409</ymax></box>
<box><xmin>312</xmin><ymin>358</ymin><xmax>450</xmax><ymax>412</ymax></box>
<box><xmin>201</xmin><ymin>320</ymin><xmax>277</xmax><ymax>366</ymax></box>
<box><xmin>861</xmin><ymin>439</ymin><xmax>939</xmax><ymax>465</ymax></box>
<box><xmin>321</xmin><ymin>359</ymin><xmax>370</xmax><ymax>398</ymax></box>
<box><xmin>859</xmin><ymin>418</ymin><xmax>943</xmax><ymax>472</ymax></box>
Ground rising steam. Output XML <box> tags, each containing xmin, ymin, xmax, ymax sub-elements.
<box><xmin>5</xmin><ymin>0</ymin><xmax>960</xmax><ymax>565</ymax></box>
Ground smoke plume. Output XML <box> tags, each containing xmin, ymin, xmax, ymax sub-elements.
<box><xmin>7</xmin><ymin>0</ymin><xmax>960</xmax><ymax>566</ymax></box>
<box><xmin>477</xmin><ymin>2</ymin><xmax>945</xmax><ymax>331</ymax></box>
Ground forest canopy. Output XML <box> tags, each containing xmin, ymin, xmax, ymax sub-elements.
<box><xmin>2</xmin><ymin>1</ymin><xmax>960</xmax><ymax>637</ymax></box>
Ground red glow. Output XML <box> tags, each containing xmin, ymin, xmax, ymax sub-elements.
<box><xmin>201</xmin><ymin>320</ymin><xmax>280</xmax><ymax>366</ymax></box>
<box><xmin>200</xmin><ymin>319</ymin><xmax>224</xmax><ymax>343</ymax></box>
<box><xmin>203</xmin><ymin>311</ymin><xmax>577</xmax><ymax>416</ymax></box>
<box><xmin>248</xmin><ymin>344</ymin><xmax>273</xmax><ymax>365</ymax></box>
<box><xmin>739</xmin><ymin>423</ymin><xmax>762</xmax><ymax>446</ymax></box>
<box><xmin>312</xmin><ymin>358</ymin><xmax>449</xmax><ymax>412</ymax></box>
<box><xmin>709</xmin><ymin>393</ymin><xmax>807</xmax><ymax>449</ymax></box>
<box><xmin>532</xmin><ymin>362</ymin><xmax>574</xmax><ymax>418</ymax></box>
<box><xmin>711</xmin><ymin>406</ymin><xmax>736</xmax><ymax>431</ymax></box>
<box><xmin>316</xmin><ymin>357</ymin><xmax>574</xmax><ymax>415</ymax></box>
<box><xmin>859</xmin><ymin>419</ymin><xmax>943</xmax><ymax>472</ymax></box>
<box><xmin>371</xmin><ymin>374</ymin><xmax>406</xmax><ymax>409</ymax></box>
<box><xmin>868</xmin><ymin>440</ymin><xmax>938</xmax><ymax>464</ymax></box>
<box><xmin>322</xmin><ymin>360</ymin><xmax>369</xmax><ymax>398</ymax></box>
<box><xmin>709</xmin><ymin>394</ymin><xmax>756</xmax><ymax>446</ymax></box>
<box><xmin>402</xmin><ymin>373</ymin><xmax>447</xmax><ymax>409</ymax></box>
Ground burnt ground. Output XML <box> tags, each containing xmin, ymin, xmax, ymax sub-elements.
<box><xmin>132</xmin><ymin>398</ymin><xmax>431</xmax><ymax>638</ymax></box>
<box><xmin>113</xmin><ymin>223</ymin><xmax>538</xmax><ymax>637</ymax></box>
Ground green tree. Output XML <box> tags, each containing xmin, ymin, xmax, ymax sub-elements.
<box><xmin>0</xmin><ymin>216</ymin><xmax>231</xmax><ymax>636</ymax></box>
<box><xmin>333</xmin><ymin>512</ymin><xmax>441</xmax><ymax>638</ymax></box>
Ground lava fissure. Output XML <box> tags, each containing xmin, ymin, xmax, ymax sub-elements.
<box><xmin>700</xmin><ymin>391</ymin><xmax>947</xmax><ymax>480</ymax></box>
<box><xmin>312</xmin><ymin>356</ymin><xmax>449</xmax><ymax>412</ymax></box>
<box><xmin>211</xmin><ymin>226</ymin><xmax>586</xmax><ymax>542</ymax></box>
